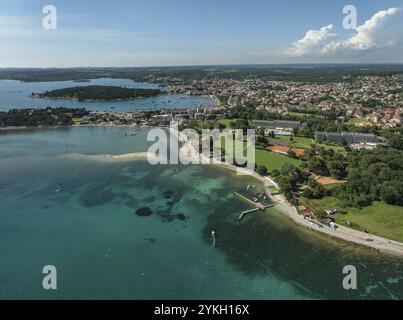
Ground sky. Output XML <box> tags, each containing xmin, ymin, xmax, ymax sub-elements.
<box><xmin>0</xmin><ymin>0</ymin><xmax>402</xmax><ymax>67</ymax></box>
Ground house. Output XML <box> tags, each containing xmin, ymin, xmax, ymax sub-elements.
<box><xmin>250</xmin><ymin>120</ymin><xmax>307</xmax><ymax>132</ymax></box>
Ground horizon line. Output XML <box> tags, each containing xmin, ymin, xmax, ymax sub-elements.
<box><xmin>1</xmin><ymin>62</ymin><xmax>403</xmax><ymax>70</ymax></box>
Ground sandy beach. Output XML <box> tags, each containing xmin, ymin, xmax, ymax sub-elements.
<box><xmin>60</xmin><ymin>152</ymin><xmax>160</xmax><ymax>162</ymax></box>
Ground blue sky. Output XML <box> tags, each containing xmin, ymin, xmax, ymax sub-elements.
<box><xmin>0</xmin><ymin>0</ymin><xmax>402</xmax><ymax>67</ymax></box>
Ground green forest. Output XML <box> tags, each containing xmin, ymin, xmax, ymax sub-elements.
<box><xmin>32</xmin><ymin>85</ymin><xmax>162</xmax><ymax>101</ymax></box>
<box><xmin>274</xmin><ymin>146</ymin><xmax>403</xmax><ymax>209</ymax></box>
<box><xmin>0</xmin><ymin>108</ymin><xmax>89</xmax><ymax>127</ymax></box>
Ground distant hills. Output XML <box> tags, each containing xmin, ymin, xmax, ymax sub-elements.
<box><xmin>1</xmin><ymin>65</ymin><xmax>402</xmax><ymax>83</ymax></box>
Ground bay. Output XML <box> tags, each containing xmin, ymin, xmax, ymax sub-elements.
<box><xmin>0</xmin><ymin>78</ymin><xmax>215</xmax><ymax>111</ymax></box>
<box><xmin>0</xmin><ymin>127</ymin><xmax>402</xmax><ymax>300</ymax></box>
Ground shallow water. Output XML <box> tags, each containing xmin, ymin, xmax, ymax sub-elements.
<box><xmin>0</xmin><ymin>127</ymin><xmax>402</xmax><ymax>300</ymax></box>
<box><xmin>0</xmin><ymin>78</ymin><xmax>215</xmax><ymax>111</ymax></box>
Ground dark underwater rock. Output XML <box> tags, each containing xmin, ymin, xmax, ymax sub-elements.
<box><xmin>163</xmin><ymin>190</ymin><xmax>173</xmax><ymax>198</ymax></box>
<box><xmin>135</xmin><ymin>207</ymin><xmax>153</xmax><ymax>217</ymax></box>
<box><xmin>144</xmin><ymin>238</ymin><xmax>156</xmax><ymax>243</ymax></box>
<box><xmin>161</xmin><ymin>213</ymin><xmax>187</xmax><ymax>223</ymax></box>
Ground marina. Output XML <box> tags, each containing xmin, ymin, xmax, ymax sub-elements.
<box><xmin>0</xmin><ymin>78</ymin><xmax>216</xmax><ymax>112</ymax></box>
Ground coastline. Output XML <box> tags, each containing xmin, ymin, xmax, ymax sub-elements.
<box><xmin>213</xmin><ymin>162</ymin><xmax>403</xmax><ymax>258</ymax></box>
<box><xmin>168</xmin><ymin>126</ymin><xmax>403</xmax><ymax>258</ymax></box>
<box><xmin>3</xmin><ymin>124</ymin><xmax>403</xmax><ymax>258</ymax></box>
<box><xmin>29</xmin><ymin>94</ymin><xmax>164</xmax><ymax>102</ymax></box>
<box><xmin>60</xmin><ymin>152</ymin><xmax>157</xmax><ymax>162</ymax></box>
<box><xmin>0</xmin><ymin>123</ymin><xmax>145</xmax><ymax>132</ymax></box>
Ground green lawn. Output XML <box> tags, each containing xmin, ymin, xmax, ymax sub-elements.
<box><xmin>271</xmin><ymin>135</ymin><xmax>347</xmax><ymax>153</ymax></box>
<box><xmin>291</xmin><ymin>137</ymin><xmax>314</xmax><ymax>149</ymax></box>
<box><xmin>272</xmin><ymin>136</ymin><xmax>314</xmax><ymax>149</ymax></box>
<box><xmin>346</xmin><ymin>118</ymin><xmax>369</xmax><ymax>125</ymax></box>
<box><xmin>288</xmin><ymin>112</ymin><xmax>324</xmax><ymax>120</ymax></box>
<box><xmin>320</xmin><ymin>144</ymin><xmax>347</xmax><ymax>154</ymax></box>
<box><xmin>199</xmin><ymin>119</ymin><xmax>233</xmax><ymax>128</ymax></box>
<box><xmin>302</xmin><ymin>196</ymin><xmax>403</xmax><ymax>243</ymax></box>
<box><xmin>220</xmin><ymin>135</ymin><xmax>302</xmax><ymax>172</ymax></box>
<box><xmin>255</xmin><ymin>149</ymin><xmax>302</xmax><ymax>172</ymax></box>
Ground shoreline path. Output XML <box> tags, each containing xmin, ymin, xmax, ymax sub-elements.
<box><xmin>171</xmin><ymin>127</ymin><xmax>403</xmax><ymax>258</ymax></box>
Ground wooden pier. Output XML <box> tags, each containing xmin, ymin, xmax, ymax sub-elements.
<box><xmin>234</xmin><ymin>192</ymin><xmax>257</xmax><ymax>206</ymax></box>
<box><xmin>234</xmin><ymin>190</ymin><xmax>276</xmax><ymax>221</ymax></box>
<box><xmin>238</xmin><ymin>204</ymin><xmax>275</xmax><ymax>221</ymax></box>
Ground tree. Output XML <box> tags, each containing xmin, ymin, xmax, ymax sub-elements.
<box><xmin>308</xmin><ymin>157</ymin><xmax>329</xmax><ymax>176</ymax></box>
<box><xmin>389</xmin><ymin>136</ymin><xmax>403</xmax><ymax>151</ymax></box>
<box><xmin>302</xmin><ymin>188</ymin><xmax>315</xmax><ymax>199</ymax></box>
<box><xmin>287</xmin><ymin>150</ymin><xmax>297</xmax><ymax>158</ymax></box>
<box><xmin>216</xmin><ymin>123</ymin><xmax>226</xmax><ymax>130</ymax></box>
<box><xmin>233</xmin><ymin>119</ymin><xmax>249</xmax><ymax>132</ymax></box>
<box><xmin>256</xmin><ymin>135</ymin><xmax>268</xmax><ymax>146</ymax></box>
<box><xmin>256</xmin><ymin>165</ymin><xmax>268</xmax><ymax>176</ymax></box>
<box><xmin>328</xmin><ymin>160</ymin><xmax>347</xmax><ymax>179</ymax></box>
<box><xmin>380</xmin><ymin>181</ymin><xmax>403</xmax><ymax>205</ymax></box>
<box><xmin>333</xmin><ymin>148</ymin><xmax>403</xmax><ymax>208</ymax></box>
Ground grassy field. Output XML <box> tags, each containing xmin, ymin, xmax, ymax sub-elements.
<box><xmin>288</xmin><ymin>112</ymin><xmax>322</xmax><ymax>120</ymax></box>
<box><xmin>346</xmin><ymin>118</ymin><xmax>370</xmax><ymax>125</ymax></box>
<box><xmin>255</xmin><ymin>149</ymin><xmax>302</xmax><ymax>172</ymax></box>
<box><xmin>220</xmin><ymin>135</ymin><xmax>302</xmax><ymax>172</ymax></box>
<box><xmin>302</xmin><ymin>196</ymin><xmax>403</xmax><ymax>243</ymax></box>
<box><xmin>272</xmin><ymin>136</ymin><xmax>314</xmax><ymax>149</ymax></box>
<box><xmin>198</xmin><ymin>119</ymin><xmax>234</xmax><ymax>127</ymax></box>
<box><xmin>320</xmin><ymin>143</ymin><xmax>348</xmax><ymax>154</ymax></box>
<box><xmin>271</xmin><ymin>135</ymin><xmax>347</xmax><ymax>154</ymax></box>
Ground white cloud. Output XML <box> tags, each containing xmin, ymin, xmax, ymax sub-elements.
<box><xmin>284</xmin><ymin>7</ymin><xmax>403</xmax><ymax>61</ymax></box>
<box><xmin>284</xmin><ymin>24</ymin><xmax>336</xmax><ymax>57</ymax></box>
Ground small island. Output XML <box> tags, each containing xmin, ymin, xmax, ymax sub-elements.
<box><xmin>30</xmin><ymin>85</ymin><xmax>163</xmax><ymax>102</ymax></box>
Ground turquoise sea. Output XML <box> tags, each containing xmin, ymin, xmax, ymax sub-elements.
<box><xmin>0</xmin><ymin>127</ymin><xmax>402</xmax><ymax>300</ymax></box>
<box><xmin>0</xmin><ymin>78</ymin><xmax>214</xmax><ymax>111</ymax></box>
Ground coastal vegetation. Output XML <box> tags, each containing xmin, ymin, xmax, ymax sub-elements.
<box><xmin>279</xmin><ymin>145</ymin><xmax>403</xmax><ymax>208</ymax></box>
<box><xmin>303</xmin><ymin>197</ymin><xmax>403</xmax><ymax>243</ymax></box>
<box><xmin>270</xmin><ymin>144</ymin><xmax>403</xmax><ymax>241</ymax></box>
<box><xmin>0</xmin><ymin>107</ymin><xmax>89</xmax><ymax>127</ymax></box>
<box><xmin>32</xmin><ymin>85</ymin><xmax>162</xmax><ymax>101</ymax></box>
<box><xmin>332</xmin><ymin>148</ymin><xmax>403</xmax><ymax>207</ymax></box>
